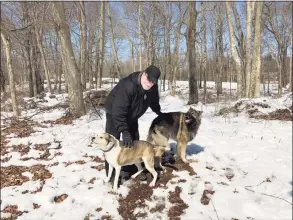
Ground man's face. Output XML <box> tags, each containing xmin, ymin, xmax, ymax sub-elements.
<box><xmin>141</xmin><ymin>72</ymin><xmax>155</xmax><ymax>90</ymax></box>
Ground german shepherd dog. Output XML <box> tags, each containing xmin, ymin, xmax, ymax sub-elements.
<box><xmin>147</xmin><ymin>106</ymin><xmax>202</xmax><ymax>163</ymax></box>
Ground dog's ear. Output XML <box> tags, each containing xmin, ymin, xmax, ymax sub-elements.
<box><xmin>198</xmin><ymin>110</ymin><xmax>203</xmax><ymax>116</ymax></box>
<box><xmin>107</xmin><ymin>133</ymin><xmax>116</xmax><ymax>144</ymax></box>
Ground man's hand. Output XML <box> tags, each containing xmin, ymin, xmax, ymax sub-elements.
<box><xmin>122</xmin><ymin>131</ymin><xmax>133</xmax><ymax>147</ymax></box>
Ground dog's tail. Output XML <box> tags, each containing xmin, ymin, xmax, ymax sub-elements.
<box><xmin>150</xmin><ymin>127</ymin><xmax>169</xmax><ymax>150</ymax></box>
<box><xmin>153</xmin><ymin>145</ymin><xmax>168</xmax><ymax>157</ymax></box>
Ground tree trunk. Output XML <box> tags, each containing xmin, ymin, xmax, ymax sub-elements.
<box><xmin>107</xmin><ymin>3</ymin><xmax>121</xmax><ymax>80</ymax></box>
<box><xmin>202</xmin><ymin>2</ymin><xmax>207</xmax><ymax>104</ymax></box>
<box><xmin>35</xmin><ymin>27</ymin><xmax>53</xmax><ymax>94</ymax></box>
<box><xmin>1</xmin><ymin>32</ymin><xmax>20</xmax><ymax>117</ymax></box>
<box><xmin>187</xmin><ymin>1</ymin><xmax>198</xmax><ymax>104</ymax></box>
<box><xmin>138</xmin><ymin>2</ymin><xmax>142</xmax><ymax>70</ymax></box>
<box><xmin>289</xmin><ymin>31</ymin><xmax>293</xmax><ymax>92</ymax></box>
<box><xmin>20</xmin><ymin>2</ymin><xmax>34</xmax><ymax>97</ymax></box>
<box><xmin>88</xmin><ymin>21</ymin><xmax>94</xmax><ymax>89</ymax></box>
<box><xmin>250</xmin><ymin>2</ymin><xmax>264</xmax><ymax>98</ymax></box>
<box><xmin>79</xmin><ymin>1</ymin><xmax>87</xmax><ymax>90</ymax></box>
<box><xmin>98</xmin><ymin>1</ymin><xmax>105</xmax><ymax>88</ymax></box>
<box><xmin>245</xmin><ymin>2</ymin><xmax>255</xmax><ymax>97</ymax></box>
<box><xmin>231</xmin><ymin>2</ymin><xmax>245</xmax><ymax>95</ymax></box>
<box><xmin>225</xmin><ymin>2</ymin><xmax>242</xmax><ymax>99</ymax></box>
<box><xmin>215</xmin><ymin>5</ymin><xmax>223</xmax><ymax>99</ymax></box>
<box><xmin>30</xmin><ymin>32</ymin><xmax>43</xmax><ymax>95</ymax></box>
<box><xmin>53</xmin><ymin>2</ymin><xmax>85</xmax><ymax>117</ymax></box>
<box><xmin>171</xmin><ymin>3</ymin><xmax>183</xmax><ymax>96</ymax></box>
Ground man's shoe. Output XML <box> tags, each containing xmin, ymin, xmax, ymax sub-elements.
<box><xmin>139</xmin><ymin>172</ymin><xmax>147</xmax><ymax>181</ymax></box>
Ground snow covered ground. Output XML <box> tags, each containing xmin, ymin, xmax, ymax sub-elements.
<box><xmin>1</xmin><ymin>81</ymin><xmax>292</xmax><ymax>220</ymax></box>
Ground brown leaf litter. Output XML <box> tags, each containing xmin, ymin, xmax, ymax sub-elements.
<box><xmin>1</xmin><ymin>165</ymin><xmax>52</xmax><ymax>189</ymax></box>
<box><xmin>63</xmin><ymin>160</ymin><xmax>86</xmax><ymax>167</ymax></box>
<box><xmin>1</xmin><ymin>205</ymin><xmax>28</xmax><ymax>220</ymax></box>
<box><xmin>168</xmin><ymin>186</ymin><xmax>189</xmax><ymax>220</ymax></box>
<box><xmin>54</xmin><ymin>194</ymin><xmax>68</xmax><ymax>203</ymax></box>
<box><xmin>217</xmin><ymin>100</ymin><xmax>292</xmax><ymax>121</ymax></box>
<box><xmin>118</xmin><ymin>160</ymin><xmax>196</xmax><ymax>220</ymax></box>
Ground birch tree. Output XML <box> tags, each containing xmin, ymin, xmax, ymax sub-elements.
<box><xmin>245</xmin><ymin>2</ymin><xmax>255</xmax><ymax>97</ymax></box>
<box><xmin>1</xmin><ymin>31</ymin><xmax>20</xmax><ymax>117</ymax></box>
<box><xmin>250</xmin><ymin>2</ymin><xmax>264</xmax><ymax>98</ymax></box>
<box><xmin>225</xmin><ymin>2</ymin><xmax>242</xmax><ymax>98</ymax></box>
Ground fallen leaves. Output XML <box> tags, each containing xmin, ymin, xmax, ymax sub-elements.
<box><xmin>54</xmin><ymin>194</ymin><xmax>68</xmax><ymax>203</ymax></box>
<box><xmin>2</xmin><ymin>205</ymin><xmax>28</xmax><ymax>219</ymax></box>
<box><xmin>1</xmin><ymin>165</ymin><xmax>52</xmax><ymax>189</ymax></box>
<box><xmin>91</xmin><ymin>165</ymin><xmax>104</xmax><ymax>171</ymax></box>
<box><xmin>168</xmin><ymin>186</ymin><xmax>189</xmax><ymax>220</ymax></box>
<box><xmin>200</xmin><ymin>189</ymin><xmax>215</xmax><ymax>205</ymax></box>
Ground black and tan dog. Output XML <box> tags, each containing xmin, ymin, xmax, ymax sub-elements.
<box><xmin>147</xmin><ymin>106</ymin><xmax>202</xmax><ymax>163</ymax></box>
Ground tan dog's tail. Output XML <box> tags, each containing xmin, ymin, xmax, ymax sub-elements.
<box><xmin>153</xmin><ymin>145</ymin><xmax>169</xmax><ymax>157</ymax></box>
<box><xmin>150</xmin><ymin>127</ymin><xmax>170</xmax><ymax>150</ymax></box>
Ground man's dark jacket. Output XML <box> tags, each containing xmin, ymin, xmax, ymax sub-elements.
<box><xmin>104</xmin><ymin>71</ymin><xmax>161</xmax><ymax>133</ymax></box>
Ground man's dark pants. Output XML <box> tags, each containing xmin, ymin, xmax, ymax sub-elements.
<box><xmin>104</xmin><ymin>113</ymin><xmax>141</xmax><ymax>181</ymax></box>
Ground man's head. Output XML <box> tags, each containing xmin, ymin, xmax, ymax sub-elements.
<box><xmin>141</xmin><ymin>65</ymin><xmax>161</xmax><ymax>90</ymax></box>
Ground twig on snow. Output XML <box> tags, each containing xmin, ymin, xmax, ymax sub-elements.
<box><xmin>244</xmin><ymin>187</ymin><xmax>292</xmax><ymax>206</ymax></box>
<box><xmin>210</xmin><ymin>198</ymin><xmax>220</xmax><ymax>220</ymax></box>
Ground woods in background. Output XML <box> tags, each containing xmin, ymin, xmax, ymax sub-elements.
<box><xmin>1</xmin><ymin>2</ymin><xmax>292</xmax><ymax>117</ymax></box>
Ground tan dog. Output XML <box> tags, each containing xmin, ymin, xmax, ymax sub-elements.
<box><xmin>91</xmin><ymin>133</ymin><xmax>167</xmax><ymax>192</ymax></box>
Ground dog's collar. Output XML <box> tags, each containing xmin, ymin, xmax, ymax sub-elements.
<box><xmin>101</xmin><ymin>141</ymin><xmax>116</xmax><ymax>152</ymax></box>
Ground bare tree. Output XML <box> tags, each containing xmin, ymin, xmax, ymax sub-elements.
<box><xmin>171</xmin><ymin>2</ymin><xmax>185</xmax><ymax>96</ymax></box>
<box><xmin>20</xmin><ymin>2</ymin><xmax>35</xmax><ymax>97</ymax></box>
<box><xmin>35</xmin><ymin>26</ymin><xmax>53</xmax><ymax>94</ymax></box>
<box><xmin>250</xmin><ymin>2</ymin><xmax>264</xmax><ymax>98</ymax></box>
<box><xmin>202</xmin><ymin>2</ymin><xmax>207</xmax><ymax>104</ymax></box>
<box><xmin>245</xmin><ymin>2</ymin><xmax>255</xmax><ymax>97</ymax></box>
<box><xmin>138</xmin><ymin>2</ymin><xmax>143</xmax><ymax>70</ymax></box>
<box><xmin>264</xmin><ymin>2</ymin><xmax>292</xmax><ymax>96</ymax></box>
<box><xmin>187</xmin><ymin>1</ymin><xmax>198</xmax><ymax>104</ymax></box>
<box><xmin>1</xmin><ymin>31</ymin><xmax>20</xmax><ymax>117</ymax></box>
<box><xmin>108</xmin><ymin>3</ymin><xmax>121</xmax><ymax>80</ymax></box>
<box><xmin>53</xmin><ymin>2</ymin><xmax>85</xmax><ymax>117</ymax></box>
<box><xmin>289</xmin><ymin>30</ymin><xmax>293</xmax><ymax>92</ymax></box>
<box><xmin>215</xmin><ymin>4</ymin><xmax>224</xmax><ymax>99</ymax></box>
<box><xmin>226</xmin><ymin>2</ymin><xmax>242</xmax><ymax>98</ymax></box>
<box><xmin>79</xmin><ymin>1</ymin><xmax>87</xmax><ymax>89</ymax></box>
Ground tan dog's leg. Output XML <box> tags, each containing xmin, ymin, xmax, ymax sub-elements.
<box><xmin>154</xmin><ymin>147</ymin><xmax>168</xmax><ymax>172</ymax></box>
<box><xmin>104</xmin><ymin>164</ymin><xmax>113</xmax><ymax>183</ymax></box>
<box><xmin>177</xmin><ymin>136</ymin><xmax>188</xmax><ymax>163</ymax></box>
<box><xmin>113</xmin><ymin>166</ymin><xmax>121</xmax><ymax>192</ymax></box>
<box><xmin>143</xmin><ymin>157</ymin><xmax>157</xmax><ymax>187</ymax></box>
<box><xmin>131</xmin><ymin>163</ymin><xmax>144</xmax><ymax>179</ymax></box>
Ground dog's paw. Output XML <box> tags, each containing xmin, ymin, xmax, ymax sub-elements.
<box><xmin>182</xmin><ymin>159</ymin><xmax>189</xmax><ymax>164</ymax></box>
<box><xmin>103</xmin><ymin>177</ymin><xmax>111</xmax><ymax>183</ymax></box>
<box><xmin>149</xmin><ymin>181</ymin><xmax>156</xmax><ymax>187</ymax></box>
